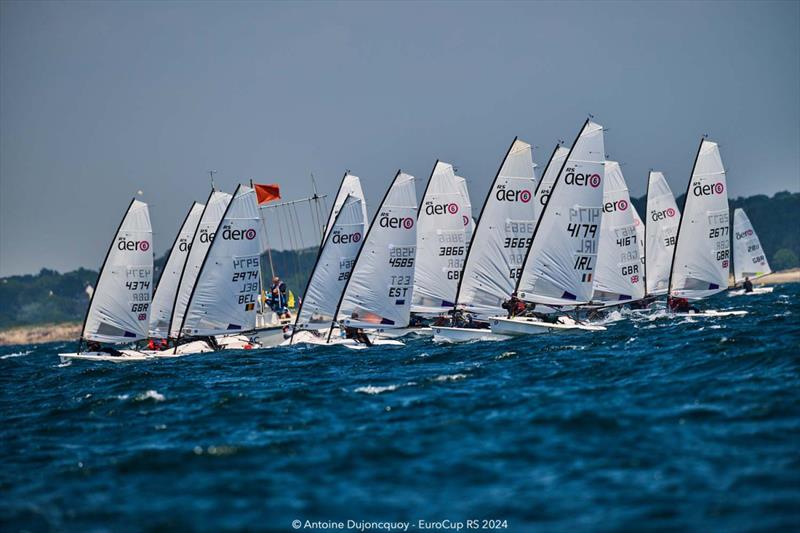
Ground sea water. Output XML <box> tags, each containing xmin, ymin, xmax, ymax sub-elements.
<box><xmin>2</xmin><ymin>286</ymin><xmax>799</xmax><ymax>531</ymax></box>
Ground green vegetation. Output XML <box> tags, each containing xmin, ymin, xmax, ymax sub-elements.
<box><xmin>1</xmin><ymin>191</ymin><xmax>797</xmax><ymax>329</ymax></box>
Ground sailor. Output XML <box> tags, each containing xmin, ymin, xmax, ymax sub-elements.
<box><xmin>502</xmin><ymin>292</ymin><xmax>527</xmax><ymax>318</ymax></box>
<box><xmin>86</xmin><ymin>340</ymin><xmax>123</xmax><ymax>357</ymax></box>
<box><xmin>667</xmin><ymin>296</ymin><xmax>698</xmax><ymax>314</ymax></box>
<box><xmin>268</xmin><ymin>276</ymin><xmax>289</xmax><ymax>317</ymax></box>
<box><xmin>743</xmin><ymin>276</ymin><xmax>754</xmax><ymax>293</ymax></box>
<box><xmin>344</xmin><ymin>326</ymin><xmax>372</xmax><ymax>346</ymax></box>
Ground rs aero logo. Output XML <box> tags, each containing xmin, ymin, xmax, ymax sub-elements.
<box><xmin>693</xmin><ymin>181</ymin><xmax>725</xmax><ymax>196</ymax></box>
<box><xmin>651</xmin><ymin>207</ymin><xmax>677</xmax><ymax>221</ymax></box>
<box><xmin>495</xmin><ymin>188</ymin><xmax>532</xmax><ymax>203</ymax></box>
<box><xmin>379</xmin><ymin>215</ymin><xmax>414</xmax><ymax>229</ymax></box>
<box><xmin>735</xmin><ymin>229</ymin><xmax>753</xmax><ymax>240</ymax></box>
<box><xmin>602</xmin><ymin>199</ymin><xmax>628</xmax><ymax>213</ymax></box>
<box><xmin>332</xmin><ymin>231</ymin><xmax>362</xmax><ymax>244</ymax></box>
<box><xmin>178</xmin><ymin>240</ymin><xmax>192</xmax><ymax>252</ymax></box>
<box><xmin>564</xmin><ymin>171</ymin><xmax>601</xmax><ymax>188</ymax></box>
<box><xmin>117</xmin><ymin>238</ymin><xmax>150</xmax><ymax>251</ymax></box>
<box><xmin>221</xmin><ymin>226</ymin><xmax>257</xmax><ymax>240</ymax></box>
<box><xmin>424</xmin><ymin>202</ymin><xmax>459</xmax><ymax>216</ymax></box>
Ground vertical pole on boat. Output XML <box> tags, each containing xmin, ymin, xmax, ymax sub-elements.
<box><xmin>208</xmin><ymin>170</ymin><xmax>217</xmax><ymax>190</ymax></box>
<box><xmin>310</xmin><ymin>172</ymin><xmax>325</xmax><ymax>241</ymax></box>
<box><xmin>251</xmin><ymin>180</ymin><xmax>275</xmax><ymax>315</ymax></box>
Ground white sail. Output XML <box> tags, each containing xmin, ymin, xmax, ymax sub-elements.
<box><xmin>631</xmin><ymin>204</ymin><xmax>646</xmax><ymax>274</ymax></box>
<box><xmin>517</xmin><ymin>121</ymin><xmax>605</xmax><ymax>306</ymax></box>
<box><xmin>149</xmin><ymin>202</ymin><xmax>204</xmax><ymax>338</ymax></box>
<box><xmin>732</xmin><ymin>208</ymin><xmax>771</xmax><ymax>283</ymax></box>
<box><xmin>412</xmin><ymin>161</ymin><xmax>468</xmax><ymax>315</ymax></box>
<box><xmin>83</xmin><ymin>199</ymin><xmax>153</xmax><ymax>343</ymax></box>
<box><xmin>591</xmin><ymin>161</ymin><xmax>644</xmax><ymax>304</ymax></box>
<box><xmin>669</xmin><ymin>140</ymin><xmax>731</xmax><ymax>300</ymax></box>
<box><xmin>456</xmin><ymin>138</ymin><xmax>537</xmax><ymax>317</ymax></box>
<box><xmin>533</xmin><ymin>145</ymin><xmax>571</xmax><ymax>226</ymax></box>
<box><xmin>180</xmin><ymin>185</ymin><xmax>261</xmax><ymax>336</ymax></box>
<box><xmin>455</xmin><ymin>175</ymin><xmax>475</xmax><ymax>246</ymax></box>
<box><xmin>293</xmin><ymin>195</ymin><xmax>366</xmax><ymax>335</ymax></box>
<box><xmin>323</xmin><ymin>173</ymin><xmax>368</xmax><ymax>241</ymax></box>
<box><xmin>169</xmin><ymin>191</ymin><xmax>232</xmax><ymax>338</ymax></box>
<box><xmin>335</xmin><ymin>172</ymin><xmax>417</xmax><ymax>329</ymax></box>
<box><xmin>644</xmin><ymin>171</ymin><xmax>681</xmax><ymax>296</ymax></box>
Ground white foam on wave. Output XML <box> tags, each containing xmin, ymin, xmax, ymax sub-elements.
<box><xmin>135</xmin><ymin>390</ymin><xmax>165</xmax><ymax>402</ymax></box>
<box><xmin>433</xmin><ymin>373</ymin><xmax>467</xmax><ymax>382</ymax></box>
<box><xmin>1</xmin><ymin>349</ymin><xmax>33</xmax><ymax>359</ymax></box>
<box><xmin>495</xmin><ymin>351</ymin><xmax>516</xmax><ymax>360</ymax></box>
<box><xmin>354</xmin><ymin>381</ymin><xmax>416</xmax><ymax>395</ymax></box>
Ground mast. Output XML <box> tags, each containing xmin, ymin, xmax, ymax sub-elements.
<box><xmin>513</xmin><ymin>120</ymin><xmax>588</xmax><ymax>297</ymax></box>
<box><xmin>452</xmin><ymin>137</ymin><xmax>518</xmax><ymax>308</ymax></box>
<box><xmin>643</xmin><ymin>171</ymin><xmax>653</xmax><ymax>298</ymax></box>
<box><xmin>667</xmin><ymin>138</ymin><xmax>705</xmax><ymax>299</ymax></box>
<box><xmin>78</xmin><ymin>197</ymin><xmax>137</xmax><ymax>353</ymax></box>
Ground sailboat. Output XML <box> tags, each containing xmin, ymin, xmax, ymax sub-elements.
<box><xmin>667</xmin><ymin>139</ymin><xmax>746</xmax><ymax>317</ymax></box>
<box><xmin>729</xmin><ymin>207</ymin><xmax>773</xmax><ymax>296</ymax></box>
<box><xmin>410</xmin><ymin>161</ymin><xmax>468</xmax><ymax>320</ymax></box>
<box><xmin>323</xmin><ymin>173</ymin><xmax>369</xmax><ymax>241</ymax></box>
<box><xmin>432</xmin><ymin>138</ymin><xmax>537</xmax><ymax>343</ymax></box>
<box><xmin>287</xmin><ymin>194</ymin><xmax>367</xmax><ymax>345</ymax></box>
<box><xmin>491</xmin><ymin>120</ymin><xmax>608</xmax><ymax>336</ymax></box>
<box><xmin>589</xmin><ymin>160</ymin><xmax>645</xmax><ymax>307</ymax></box>
<box><xmin>327</xmin><ymin>171</ymin><xmax>417</xmax><ymax>348</ymax></box>
<box><xmin>533</xmin><ymin>144</ymin><xmax>571</xmax><ymax>226</ymax></box>
<box><xmin>643</xmin><ymin>171</ymin><xmax>681</xmax><ymax>302</ymax></box>
<box><xmin>148</xmin><ymin>202</ymin><xmax>204</xmax><ymax>341</ymax></box>
<box><xmin>60</xmin><ymin>199</ymin><xmax>154</xmax><ymax>362</ymax></box>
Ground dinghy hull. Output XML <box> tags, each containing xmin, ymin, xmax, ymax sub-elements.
<box><xmin>728</xmin><ymin>287</ymin><xmax>773</xmax><ymax>297</ymax></box>
<box><xmin>489</xmin><ymin>316</ymin><xmax>607</xmax><ymax>336</ymax></box>
<box><xmin>432</xmin><ymin>326</ymin><xmax>509</xmax><ymax>343</ymax></box>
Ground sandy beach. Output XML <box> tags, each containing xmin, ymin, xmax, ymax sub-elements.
<box><xmin>0</xmin><ymin>322</ymin><xmax>81</xmax><ymax>346</ymax></box>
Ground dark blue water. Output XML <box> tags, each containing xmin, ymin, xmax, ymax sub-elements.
<box><xmin>2</xmin><ymin>286</ymin><xmax>799</xmax><ymax>532</ymax></box>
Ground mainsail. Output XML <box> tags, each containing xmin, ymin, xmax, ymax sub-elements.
<box><xmin>533</xmin><ymin>144</ymin><xmax>570</xmax><ymax>226</ymax></box>
<box><xmin>179</xmin><ymin>185</ymin><xmax>261</xmax><ymax>337</ymax></box>
<box><xmin>669</xmin><ymin>139</ymin><xmax>731</xmax><ymax>300</ymax></box>
<box><xmin>644</xmin><ymin>171</ymin><xmax>681</xmax><ymax>296</ymax></box>
<box><xmin>168</xmin><ymin>191</ymin><xmax>232</xmax><ymax>338</ymax></box>
<box><xmin>332</xmin><ymin>171</ymin><xmax>417</xmax><ymax>332</ymax></box>
<box><xmin>455</xmin><ymin>138</ymin><xmax>537</xmax><ymax>317</ymax></box>
<box><xmin>292</xmin><ymin>194</ymin><xmax>366</xmax><ymax>339</ymax></box>
<box><xmin>732</xmin><ymin>208</ymin><xmax>771</xmax><ymax>283</ymax></box>
<box><xmin>323</xmin><ymin>173</ymin><xmax>368</xmax><ymax>241</ymax></box>
<box><xmin>516</xmin><ymin>120</ymin><xmax>605</xmax><ymax>306</ymax></box>
<box><xmin>591</xmin><ymin>161</ymin><xmax>644</xmax><ymax>304</ymax></box>
<box><xmin>411</xmin><ymin>161</ymin><xmax>467</xmax><ymax>315</ymax></box>
<box><xmin>455</xmin><ymin>175</ymin><xmax>475</xmax><ymax>246</ymax></box>
<box><xmin>149</xmin><ymin>202</ymin><xmax>204</xmax><ymax>338</ymax></box>
<box><xmin>82</xmin><ymin>199</ymin><xmax>153</xmax><ymax>344</ymax></box>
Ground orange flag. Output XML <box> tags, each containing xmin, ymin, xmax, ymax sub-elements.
<box><xmin>254</xmin><ymin>183</ymin><xmax>281</xmax><ymax>205</ymax></box>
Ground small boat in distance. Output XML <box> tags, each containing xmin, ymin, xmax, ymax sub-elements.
<box><xmin>729</xmin><ymin>207</ymin><xmax>773</xmax><ymax>296</ymax></box>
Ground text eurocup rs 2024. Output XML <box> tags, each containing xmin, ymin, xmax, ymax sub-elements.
<box><xmin>293</xmin><ymin>519</ymin><xmax>510</xmax><ymax>531</ymax></box>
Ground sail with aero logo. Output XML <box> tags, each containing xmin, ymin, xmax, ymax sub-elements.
<box><xmin>169</xmin><ymin>191</ymin><xmax>232</xmax><ymax>338</ymax></box>
<box><xmin>149</xmin><ymin>202</ymin><xmax>204</xmax><ymax>339</ymax></box>
<box><xmin>644</xmin><ymin>171</ymin><xmax>681</xmax><ymax>296</ymax></box>
<box><xmin>291</xmin><ymin>194</ymin><xmax>366</xmax><ymax>340</ymax></box>
<box><xmin>454</xmin><ymin>138</ymin><xmax>537</xmax><ymax>318</ymax></box>
<box><xmin>323</xmin><ymin>173</ymin><xmax>369</xmax><ymax>242</ymax></box>
<box><xmin>533</xmin><ymin>144</ymin><xmax>570</xmax><ymax>226</ymax></box>
<box><xmin>631</xmin><ymin>204</ymin><xmax>646</xmax><ymax>274</ymax></box>
<box><xmin>591</xmin><ymin>161</ymin><xmax>644</xmax><ymax>305</ymax></box>
<box><xmin>669</xmin><ymin>139</ymin><xmax>731</xmax><ymax>300</ymax></box>
<box><xmin>515</xmin><ymin>120</ymin><xmax>605</xmax><ymax>306</ymax></box>
<box><xmin>82</xmin><ymin>199</ymin><xmax>153</xmax><ymax>343</ymax></box>
<box><xmin>332</xmin><ymin>171</ymin><xmax>417</xmax><ymax>332</ymax></box>
<box><xmin>455</xmin><ymin>175</ymin><xmax>475</xmax><ymax>246</ymax></box>
<box><xmin>732</xmin><ymin>208</ymin><xmax>771</xmax><ymax>283</ymax></box>
<box><xmin>178</xmin><ymin>185</ymin><xmax>261</xmax><ymax>337</ymax></box>
<box><xmin>412</xmin><ymin>161</ymin><xmax>467</xmax><ymax>315</ymax></box>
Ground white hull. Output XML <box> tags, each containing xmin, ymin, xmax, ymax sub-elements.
<box><xmin>432</xmin><ymin>326</ymin><xmax>509</xmax><ymax>343</ymax></box>
<box><xmin>59</xmin><ymin>350</ymin><xmax>151</xmax><ymax>363</ymax></box>
<box><xmin>728</xmin><ymin>287</ymin><xmax>773</xmax><ymax>297</ymax></box>
<box><xmin>374</xmin><ymin>326</ymin><xmax>432</xmax><ymax>338</ymax></box>
<box><xmin>674</xmin><ymin>310</ymin><xmax>748</xmax><ymax>318</ymax></box>
<box><xmin>285</xmin><ymin>329</ymin><xmax>404</xmax><ymax>349</ymax></box>
<box><xmin>490</xmin><ymin>316</ymin><xmax>607</xmax><ymax>336</ymax></box>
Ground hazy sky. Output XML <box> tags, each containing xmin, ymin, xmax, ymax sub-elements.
<box><xmin>1</xmin><ymin>1</ymin><xmax>798</xmax><ymax>276</ymax></box>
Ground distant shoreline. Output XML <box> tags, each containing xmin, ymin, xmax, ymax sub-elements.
<box><xmin>1</xmin><ymin>269</ymin><xmax>798</xmax><ymax>346</ymax></box>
